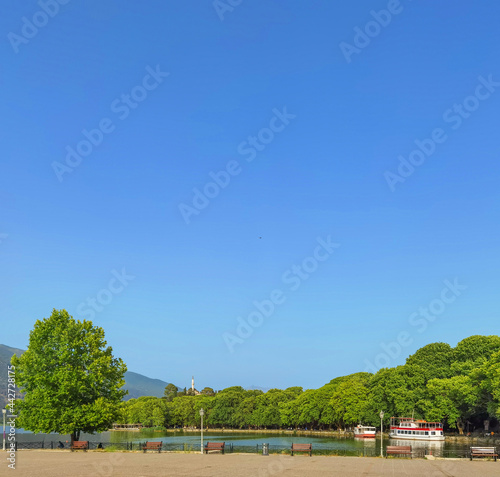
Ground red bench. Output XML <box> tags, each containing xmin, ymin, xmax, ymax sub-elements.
<box><xmin>143</xmin><ymin>441</ymin><xmax>162</xmax><ymax>453</ymax></box>
<box><xmin>204</xmin><ymin>442</ymin><xmax>225</xmax><ymax>454</ymax></box>
<box><xmin>70</xmin><ymin>441</ymin><xmax>89</xmax><ymax>452</ymax></box>
<box><xmin>386</xmin><ymin>445</ymin><xmax>412</xmax><ymax>458</ymax></box>
<box><xmin>291</xmin><ymin>443</ymin><xmax>312</xmax><ymax>456</ymax></box>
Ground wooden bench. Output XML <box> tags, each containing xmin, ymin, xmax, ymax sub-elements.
<box><xmin>470</xmin><ymin>447</ymin><xmax>498</xmax><ymax>461</ymax></box>
<box><xmin>70</xmin><ymin>441</ymin><xmax>89</xmax><ymax>452</ymax></box>
<box><xmin>204</xmin><ymin>442</ymin><xmax>225</xmax><ymax>454</ymax></box>
<box><xmin>143</xmin><ymin>441</ymin><xmax>162</xmax><ymax>453</ymax></box>
<box><xmin>386</xmin><ymin>445</ymin><xmax>412</xmax><ymax>458</ymax></box>
<box><xmin>291</xmin><ymin>443</ymin><xmax>312</xmax><ymax>456</ymax></box>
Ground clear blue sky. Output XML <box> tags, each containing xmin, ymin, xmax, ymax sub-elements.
<box><xmin>2</xmin><ymin>1</ymin><xmax>499</xmax><ymax>391</ymax></box>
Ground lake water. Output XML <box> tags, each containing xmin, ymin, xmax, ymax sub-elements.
<box><xmin>16</xmin><ymin>429</ymin><xmax>475</xmax><ymax>458</ymax></box>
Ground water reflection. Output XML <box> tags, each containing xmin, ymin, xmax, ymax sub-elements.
<box><xmin>357</xmin><ymin>438</ymin><xmax>376</xmax><ymax>448</ymax></box>
<box><xmin>390</xmin><ymin>438</ymin><xmax>445</xmax><ymax>456</ymax></box>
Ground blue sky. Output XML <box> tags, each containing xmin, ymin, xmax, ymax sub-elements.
<box><xmin>1</xmin><ymin>1</ymin><xmax>499</xmax><ymax>391</ymax></box>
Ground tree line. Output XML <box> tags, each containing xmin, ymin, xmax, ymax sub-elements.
<box><xmin>119</xmin><ymin>335</ymin><xmax>500</xmax><ymax>433</ymax></box>
<box><xmin>11</xmin><ymin>310</ymin><xmax>500</xmax><ymax>441</ymax></box>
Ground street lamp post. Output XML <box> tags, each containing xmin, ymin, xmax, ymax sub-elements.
<box><xmin>379</xmin><ymin>411</ymin><xmax>384</xmax><ymax>457</ymax></box>
<box><xmin>2</xmin><ymin>408</ymin><xmax>6</xmax><ymax>451</ymax></box>
<box><xmin>199</xmin><ymin>408</ymin><xmax>204</xmax><ymax>455</ymax></box>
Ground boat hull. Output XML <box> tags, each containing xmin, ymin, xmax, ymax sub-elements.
<box><xmin>389</xmin><ymin>432</ymin><xmax>445</xmax><ymax>441</ymax></box>
<box><xmin>354</xmin><ymin>425</ymin><xmax>376</xmax><ymax>438</ymax></box>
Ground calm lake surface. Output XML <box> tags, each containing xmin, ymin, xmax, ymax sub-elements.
<box><xmin>17</xmin><ymin>429</ymin><xmax>475</xmax><ymax>457</ymax></box>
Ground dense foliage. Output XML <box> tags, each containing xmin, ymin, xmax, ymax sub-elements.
<box><xmin>12</xmin><ymin>309</ymin><xmax>127</xmax><ymax>442</ymax></box>
<box><xmin>119</xmin><ymin>335</ymin><xmax>500</xmax><ymax>433</ymax></box>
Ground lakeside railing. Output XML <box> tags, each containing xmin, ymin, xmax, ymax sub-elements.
<box><xmin>9</xmin><ymin>441</ymin><xmax>472</xmax><ymax>458</ymax></box>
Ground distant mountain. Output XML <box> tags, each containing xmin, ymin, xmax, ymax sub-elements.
<box><xmin>247</xmin><ymin>385</ymin><xmax>270</xmax><ymax>393</ymax></box>
<box><xmin>0</xmin><ymin>344</ymin><xmax>176</xmax><ymax>407</ymax></box>
<box><xmin>122</xmin><ymin>371</ymin><xmax>174</xmax><ymax>400</ymax></box>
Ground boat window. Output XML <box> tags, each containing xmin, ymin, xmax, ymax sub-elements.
<box><xmin>425</xmin><ymin>432</ymin><xmax>428</xmax><ymax>435</ymax></box>
<box><xmin>431</xmin><ymin>431</ymin><xmax>435</xmax><ymax>435</ymax></box>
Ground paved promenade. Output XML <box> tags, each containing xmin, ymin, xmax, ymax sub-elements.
<box><xmin>2</xmin><ymin>451</ymin><xmax>499</xmax><ymax>477</ymax></box>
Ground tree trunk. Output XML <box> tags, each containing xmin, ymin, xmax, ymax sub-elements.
<box><xmin>71</xmin><ymin>431</ymin><xmax>80</xmax><ymax>444</ymax></box>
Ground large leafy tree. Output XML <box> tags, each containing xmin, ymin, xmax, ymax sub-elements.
<box><xmin>451</xmin><ymin>335</ymin><xmax>500</xmax><ymax>375</ymax></box>
<box><xmin>163</xmin><ymin>383</ymin><xmax>178</xmax><ymax>402</ymax></box>
<box><xmin>422</xmin><ymin>375</ymin><xmax>479</xmax><ymax>431</ymax></box>
<box><xmin>330</xmin><ymin>374</ymin><xmax>370</xmax><ymax>428</ymax></box>
<box><xmin>453</xmin><ymin>335</ymin><xmax>500</xmax><ymax>363</ymax></box>
<box><xmin>405</xmin><ymin>342</ymin><xmax>454</xmax><ymax>381</ymax></box>
<box><xmin>210</xmin><ymin>388</ymin><xmax>245</xmax><ymax>428</ymax></box>
<box><xmin>12</xmin><ymin>309</ymin><xmax>127</xmax><ymax>443</ymax></box>
<box><xmin>473</xmin><ymin>350</ymin><xmax>500</xmax><ymax>419</ymax></box>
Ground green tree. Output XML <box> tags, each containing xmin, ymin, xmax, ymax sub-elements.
<box><xmin>330</xmin><ymin>374</ymin><xmax>370</xmax><ymax>428</ymax></box>
<box><xmin>422</xmin><ymin>376</ymin><xmax>479</xmax><ymax>432</ymax></box>
<box><xmin>474</xmin><ymin>350</ymin><xmax>500</xmax><ymax>419</ymax></box>
<box><xmin>167</xmin><ymin>396</ymin><xmax>196</xmax><ymax>426</ymax></box>
<box><xmin>137</xmin><ymin>397</ymin><xmax>161</xmax><ymax>427</ymax></box>
<box><xmin>235</xmin><ymin>396</ymin><xmax>258</xmax><ymax>429</ymax></box>
<box><xmin>120</xmin><ymin>399</ymin><xmax>142</xmax><ymax>424</ymax></box>
<box><xmin>210</xmin><ymin>388</ymin><xmax>246</xmax><ymax>427</ymax></box>
<box><xmin>11</xmin><ymin>309</ymin><xmax>127</xmax><ymax>443</ymax></box>
<box><xmin>365</xmin><ymin>366</ymin><xmax>426</xmax><ymax>425</ymax></box>
<box><xmin>296</xmin><ymin>389</ymin><xmax>322</xmax><ymax>428</ymax></box>
<box><xmin>252</xmin><ymin>389</ymin><xmax>291</xmax><ymax>429</ymax></box>
<box><xmin>200</xmin><ymin>387</ymin><xmax>215</xmax><ymax>396</ymax></box>
<box><xmin>164</xmin><ymin>383</ymin><xmax>178</xmax><ymax>402</ymax></box>
<box><xmin>453</xmin><ymin>335</ymin><xmax>500</xmax><ymax>363</ymax></box>
<box><xmin>405</xmin><ymin>342</ymin><xmax>454</xmax><ymax>381</ymax></box>
<box><xmin>279</xmin><ymin>399</ymin><xmax>301</xmax><ymax>429</ymax></box>
<box><xmin>193</xmin><ymin>396</ymin><xmax>215</xmax><ymax>427</ymax></box>
<box><xmin>451</xmin><ymin>335</ymin><xmax>500</xmax><ymax>375</ymax></box>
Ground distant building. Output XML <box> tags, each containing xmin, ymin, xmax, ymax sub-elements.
<box><xmin>190</xmin><ymin>376</ymin><xmax>201</xmax><ymax>395</ymax></box>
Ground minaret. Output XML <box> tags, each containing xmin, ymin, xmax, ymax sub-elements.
<box><xmin>192</xmin><ymin>376</ymin><xmax>194</xmax><ymax>392</ymax></box>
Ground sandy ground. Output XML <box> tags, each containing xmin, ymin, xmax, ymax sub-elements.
<box><xmin>1</xmin><ymin>450</ymin><xmax>499</xmax><ymax>477</ymax></box>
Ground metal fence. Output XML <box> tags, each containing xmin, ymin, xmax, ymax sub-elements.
<box><xmin>11</xmin><ymin>441</ymin><xmax>472</xmax><ymax>458</ymax></box>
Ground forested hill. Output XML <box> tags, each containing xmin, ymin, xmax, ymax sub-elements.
<box><xmin>119</xmin><ymin>335</ymin><xmax>500</xmax><ymax>433</ymax></box>
<box><xmin>122</xmin><ymin>371</ymin><xmax>173</xmax><ymax>400</ymax></box>
<box><xmin>0</xmin><ymin>344</ymin><xmax>176</xmax><ymax>406</ymax></box>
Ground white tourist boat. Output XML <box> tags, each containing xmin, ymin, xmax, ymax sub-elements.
<box><xmin>353</xmin><ymin>424</ymin><xmax>376</xmax><ymax>438</ymax></box>
<box><xmin>389</xmin><ymin>417</ymin><xmax>445</xmax><ymax>441</ymax></box>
